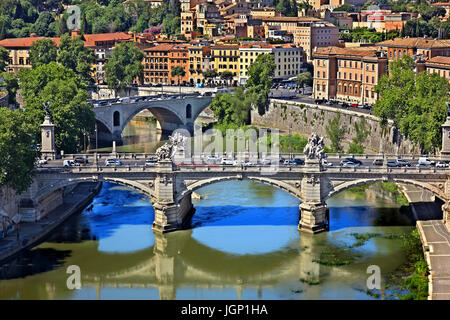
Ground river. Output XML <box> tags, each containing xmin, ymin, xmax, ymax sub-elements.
<box><xmin>0</xmin><ymin>120</ymin><xmax>415</xmax><ymax>300</ymax></box>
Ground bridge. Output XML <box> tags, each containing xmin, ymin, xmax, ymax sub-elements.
<box><xmin>26</xmin><ymin>154</ymin><xmax>450</xmax><ymax>234</ymax></box>
<box><xmin>92</xmin><ymin>95</ymin><xmax>213</xmax><ymax>141</ymax></box>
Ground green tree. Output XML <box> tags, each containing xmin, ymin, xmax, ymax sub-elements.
<box><xmin>29</xmin><ymin>38</ymin><xmax>57</xmax><ymax>68</ymax></box>
<box><xmin>171</xmin><ymin>65</ymin><xmax>185</xmax><ymax>95</ymax></box>
<box><xmin>220</xmin><ymin>71</ymin><xmax>234</xmax><ymax>86</ymax></box>
<box><xmin>295</xmin><ymin>72</ymin><xmax>312</xmax><ymax>94</ymax></box>
<box><xmin>1</xmin><ymin>72</ymin><xmax>19</xmax><ymax>105</ymax></box>
<box><xmin>32</xmin><ymin>11</ymin><xmax>56</xmax><ymax>36</ymax></box>
<box><xmin>245</xmin><ymin>53</ymin><xmax>275</xmax><ymax>115</ymax></box>
<box><xmin>325</xmin><ymin>113</ymin><xmax>346</xmax><ymax>153</ymax></box>
<box><xmin>203</xmin><ymin>69</ymin><xmax>217</xmax><ymax>84</ymax></box>
<box><xmin>374</xmin><ymin>55</ymin><xmax>450</xmax><ymax>153</ymax></box>
<box><xmin>105</xmin><ymin>42</ymin><xmax>144</xmax><ymax>95</ymax></box>
<box><xmin>0</xmin><ymin>46</ymin><xmax>9</xmax><ymax>72</ymax></box>
<box><xmin>0</xmin><ymin>108</ymin><xmax>38</xmax><ymax>194</ymax></box>
<box><xmin>209</xmin><ymin>87</ymin><xmax>251</xmax><ymax>125</ymax></box>
<box><xmin>333</xmin><ymin>4</ymin><xmax>355</xmax><ymax>12</ymax></box>
<box><xmin>347</xmin><ymin>118</ymin><xmax>369</xmax><ymax>154</ymax></box>
<box><xmin>57</xmin><ymin>34</ymin><xmax>95</xmax><ymax>84</ymax></box>
<box><xmin>18</xmin><ymin>62</ymin><xmax>95</xmax><ymax>154</ymax></box>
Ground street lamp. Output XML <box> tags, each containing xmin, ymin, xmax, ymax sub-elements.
<box><xmin>95</xmin><ymin>122</ymin><xmax>98</xmax><ymax>151</ymax></box>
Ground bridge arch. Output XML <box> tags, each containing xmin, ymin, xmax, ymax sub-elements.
<box><xmin>182</xmin><ymin>176</ymin><xmax>304</xmax><ymax>202</ymax></box>
<box><xmin>35</xmin><ymin>177</ymin><xmax>155</xmax><ymax>204</ymax></box>
<box><xmin>325</xmin><ymin>178</ymin><xmax>447</xmax><ymax>203</ymax></box>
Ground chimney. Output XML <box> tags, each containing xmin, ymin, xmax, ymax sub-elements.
<box><xmin>71</xmin><ymin>29</ymin><xmax>81</xmax><ymax>38</ymax></box>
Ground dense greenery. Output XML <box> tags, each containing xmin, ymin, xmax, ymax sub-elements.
<box><xmin>325</xmin><ymin>113</ymin><xmax>346</xmax><ymax>153</ymax></box>
<box><xmin>374</xmin><ymin>56</ymin><xmax>450</xmax><ymax>153</ymax></box>
<box><xmin>295</xmin><ymin>72</ymin><xmax>312</xmax><ymax>94</ymax></box>
<box><xmin>19</xmin><ymin>62</ymin><xmax>95</xmax><ymax>153</ymax></box>
<box><xmin>209</xmin><ymin>87</ymin><xmax>251</xmax><ymax>126</ymax></box>
<box><xmin>29</xmin><ymin>38</ymin><xmax>58</xmax><ymax>68</ymax></box>
<box><xmin>0</xmin><ymin>47</ymin><xmax>9</xmax><ymax>72</ymax></box>
<box><xmin>1</xmin><ymin>73</ymin><xmax>19</xmax><ymax>105</ymax></box>
<box><xmin>272</xmin><ymin>0</ymin><xmax>298</xmax><ymax>17</ymax></box>
<box><xmin>348</xmin><ymin>118</ymin><xmax>370</xmax><ymax>154</ymax></box>
<box><xmin>339</xmin><ymin>28</ymin><xmax>399</xmax><ymax>43</ymax></box>
<box><xmin>105</xmin><ymin>42</ymin><xmax>144</xmax><ymax>94</ymax></box>
<box><xmin>0</xmin><ymin>108</ymin><xmax>38</xmax><ymax>194</ymax></box>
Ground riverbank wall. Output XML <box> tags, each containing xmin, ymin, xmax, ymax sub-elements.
<box><xmin>0</xmin><ymin>181</ymin><xmax>102</xmax><ymax>264</ymax></box>
<box><xmin>251</xmin><ymin>99</ymin><xmax>420</xmax><ymax>154</ymax></box>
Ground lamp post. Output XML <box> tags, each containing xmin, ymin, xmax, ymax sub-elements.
<box><xmin>95</xmin><ymin>122</ymin><xmax>98</xmax><ymax>151</ymax></box>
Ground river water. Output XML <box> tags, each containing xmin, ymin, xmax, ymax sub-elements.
<box><xmin>0</xmin><ymin>120</ymin><xmax>415</xmax><ymax>300</ymax></box>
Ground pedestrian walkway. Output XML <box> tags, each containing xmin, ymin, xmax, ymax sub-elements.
<box><xmin>0</xmin><ymin>182</ymin><xmax>101</xmax><ymax>264</ymax></box>
<box><xmin>417</xmin><ymin>219</ymin><xmax>450</xmax><ymax>300</ymax></box>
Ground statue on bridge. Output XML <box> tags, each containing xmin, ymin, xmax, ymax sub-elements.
<box><xmin>156</xmin><ymin>132</ymin><xmax>188</xmax><ymax>161</ymax></box>
<box><xmin>303</xmin><ymin>133</ymin><xmax>324</xmax><ymax>160</ymax></box>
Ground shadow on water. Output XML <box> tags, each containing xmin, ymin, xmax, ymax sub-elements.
<box><xmin>0</xmin><ymin>248</ymin><xmax>71</xmax><ymax>280</ymax></box>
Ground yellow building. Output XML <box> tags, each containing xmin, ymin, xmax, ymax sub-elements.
<box><xmin>210</xmin><ymin>44</ymin><xmax>240</xmax><ymax>85</ymax></box>
<box><xmin>188</xmin><ymin>45</ymin><xmax>211</xmax><ymax>85</ymax></box>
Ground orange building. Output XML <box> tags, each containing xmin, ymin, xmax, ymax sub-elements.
<box><xmin>377</xmin><ymin>38</ymin><xmax>450</xmax><ymax>61</ymax></box>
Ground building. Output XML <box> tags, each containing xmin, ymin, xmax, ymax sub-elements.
<box><xmin>238</xmin><ymin>42</ymin><xmax>303</xmax><ymax>84</ymax></box>
<box><xmin>419</xmin><ymin>56</ymin><xmax>450</xmax><ymax>83</ymax></box>
<box><xmin>210</xmin><ymin>44</ymin><xmax>240</xmax><ymax>84</ymax></box>
<box><xmin>0</xmin><ymin>36</ymin><xmax>61</xmax><ymax>74</ymax></box>
<box><xmin>143</xmin><ymin>43</ymin><xmax>190</xmax><ymax>85</ymax></box>
<box><xmin>313</xmin><ymin>46</ymin><xmax>388</xmax><ymax>105</ymax></box>
<box><xmin>377</xmin><ymin>38</ymin><xmax>450</xmax><ymax>61</ymax></box>
<box><xmin>188</xmin><ymin>44</ymin><xmax>211</xmax><ymax>85</ymax></box>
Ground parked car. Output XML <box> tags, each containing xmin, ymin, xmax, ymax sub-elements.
<box><xmin>342</xmin><ymin>161</ymin><xmax>361</xmax><ymax>167</ymax></box>
<box><xmin>386</xmin><ymin>159</ymin><xmax>399</xmax><ymax>167</ymax></box>
<box><xmin>418</xmin><ymin>157</ymin><xmax>435</xmax><ymax>166</ymax></box>
<box><xmin>63</xmin><ymin>160</ymin><xmax>79</xmax><ymax>167</ymax></box>
<box><xmin>292</xmin><ymin>158</ymin><xmax>305</xmax><ymax>165</ymax></box>
<box><xmin>105</xmin><ymin>158</ymin><xmax>120</xmax><ymax>166</ymax></box>
<box><xmin>206</xmin><ymin>155</ymin><xmax>220</xmax><ymax>163</ymax></box>
<box><xmin>436</xmin><ymin>161</ymin><xmax>449</xmax><ymax>168</ymax></box>
<box><xmin>221</xmin><ymin>158</ymin><xmax>234</xmax><ymax>165</ymax></box>
<box><xmin>396</xmin><ymin>159</ymin><xmax>411</xmax><ymax>167</ymax></box>
<box><xmin>145</xmin><ymin>158</ymin><xmax>158</xmax><ymax>166</ymax></box>
<box><xmin>74</xmin><ymin>157</ymin><xmax>88</xmax><ymax>164</ymax></box>
<box><xmin>372</xmin><ymin>158</ymin><xmax>383</xmax><ymax>166</ymax></box>
<box><xmin>340</xmin><ymin>157</ymin><xmax>362</xmax><ymax>166</ymax></box>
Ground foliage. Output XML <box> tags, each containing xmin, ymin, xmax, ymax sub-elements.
<box><xmin>209</xmin><ymin>87</ymin><xmax>251</xmax><ymax>126</ymax></box>
<box><xmin>203</xmin><ymin>69</ymin><xmax>217</xmax><ymax>80</ymax></box>
<box><xmin>18</xmin><ymin>62</ymin><xmax>95</xmax><ymax>154</ymax></box>
<box><xmin>29</xmin><ymin>38</ymin><xmax>57</xmax><ymax>68</ymax></box>
<box><xmin>280</xmin><ymin>133</ymin><xmax>308</xmax><ymax>153</ymax></box>
<box><xmin>347</xmin><ymin>118</ymin><xmax>369</xmax><ymax>154</ymax></box>
<box><xmin>1</xmin><ymin>72</ymin><xmax>19</xmax><ymax>105</ymax></box>
<box><xmin>333</xmin><ymin>4</ymin><xmax>355</xmax><ymax>12</ymax></box>
<box><xmin>0</xmin><ymin>108</ymin><xmax>38</xmax><ymax>194</ymax></box>
<box><xmin>325</xmin><ymin>113</ymin><xmax>346</xmax><ymax>153</ymax></box>
<box><xmin>0</xmin><ymin>47</ymin><xmax>9</xmax><ymax>72</ymax></box>
<box><xmin>339</xmin><ymin>27</ymin><xmax>399</xmax><ymax>43</ymax></box>
<box><xmin>57</xmin><ymin>34</ymin><xmax>95</xmax><ymax>84</ymax></box>
<box><xmin>245</xmin><ymin>54</ymin><xmax>276</xmax><ymax>116</ymax></box>
<box><xmin>374</xmin><ymin>55</ymin><xmax>449</xmax><ymax>153</ymax></box>
<box><xmin>273</xmin><ymin>0</ymin><xmax>298</xmax><ymax>17</ymax></box>
<box><xmin>105</xmin><ymin>42</ymin><xmax>144</xmax><ymax>93</ymax></box>
<box><xmin>162</xmin><ymin>13</ymin><xmax>181</xmax><ymax>36</ymax></box>
<box><xmin>32</xmin><ymin>11</ymin><xmax>56</xmax><ymax>36</ymax></box>
<box><xmin>295</xmin><ymin>72</ymin><xmax>312</xmax><ymax>93</ymax></box>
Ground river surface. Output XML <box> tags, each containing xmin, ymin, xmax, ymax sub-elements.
<box><xmin>0</xmin><ymin>120</ymin><xmax>415</xmax><ymax>300</ymax></box>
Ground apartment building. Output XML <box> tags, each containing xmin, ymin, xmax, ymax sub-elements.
<box><xmin>188</xmin><ymin>44</ymin><xmax>211</xmax><ymax>85</ymax></box>
<box><xmin>377</xmin><ymin>38</ymin><xmax>450</xmax><ymax>61</ymax></box>
<box><xmin>418</xmin><ymin>56</ymin><xmax>450</xmax><ymax>83</ymax></box>
<box><xmin>210</xmin><ymin>44</ymin><xmax>240</xmax><ymax>84</ymax></box>
<box><xmin>0</xmin><ymin>36</ymin><xmax>60</xmax><ymax>74</ymax></box>
<box><xmin>313</xmin><ymin>46</ymin><xmax>388</xmax><ymax>105</ymax></box>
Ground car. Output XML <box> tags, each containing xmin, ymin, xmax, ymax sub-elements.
<box><xmin>260</xmin><ymin>159</ymin><xmax>271</xmax><ymax>165</ymax></box>
<box><xmin>342</xmin><ymin>161</ymin><xmax>361</xmax><ymax>167</ymax></box>
<box><xmin>418</xmin><ymin>157</ymin><xmax>435</xmax><ymax>166</ymax></box>
<box><xmin>321</xmin><ymin>159</ymin><xmax>333</xmax><ymax>167</ymax></box>
<box><xmin>396</xmin><ymin>159</ymin><xmax>411</xmax><ymax>167</ymax></box>
<box><xmin>74</xmin><ymin>157</ymin><xmax>88</xmax><ymax>164</ymax></box>
<box><xmin>244</xmin><ymin>161</ymin><xmax>256</xmax><ymax>166</ymax></box>
<box><xmin>105</xmin><ymin>158</ymin><xmax>118</xmax><ymax>166</ymax></box>
<box><xmin>221</xmin><ymin>158</ymin><xmax>234</xmax><ymax>165</ymax></box>
<box><xmin>63</xmin><ymin>160</ymin><xmax>79</xmax><ymax>167</ymax></box>
<box><xmin>292</xmin><ymin>158</ymin><xmax>305</xmax><ymax>165</ymax></box>
<box><xmin>206</xmin><ymin>155</ymin><xmax>220</xmax><ymax>163</ymax></box>
<box><xmin>357</xmin><ymin>104</ymin><xmax>364</xmax><ymax>109</ymax></box>
<box><xmin>372</xmin><ymin>158</ymin><xmax>383</xmax><ymax>166</ymax></box>
<box><xmin>341</xmin><ymin>157</ymin><xmax>362</xmax><ymax>166</ymax></box>
<box><xmin>284</xmin><ymin>159</ymin><xmax>296</xmax><ymax>165</ymax></box>
<box><xmin>436</xmin><ymin>161</ymin><xmax>449</xmax><ymax>168</ymax></box>
<box><xmin>145</xmin><ymin>158</ymin><xmax>158</xmax><ymax>166</ymax></box>
<box><xmin>38</xmin><ymin>159</ymin><xmax>48</xmax><ymax>165</ymax></box>
<box><xmin>416</xmin><ymin>163</ymin><xmax>431</xmax><ymax>168</ymax></box>
<box><xmin>386</xmin><ymin>159</ymin><xmax>400</xmax><ymax>167</ymax></box>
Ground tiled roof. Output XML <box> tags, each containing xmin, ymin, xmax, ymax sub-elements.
<box><xmin>313</xmin><ymin>46</ymin><xmax>380</xmax><ymax>58</ymax></box>
<box><xmin>144</xmin><ymin>43</ymin><xmax>189</xmax><ymax>51</ymax></box>
<box><xmin>261</xmin><ymin>16</ymin><xmax>321</xmax><ymax>22</ymax></box>
<box><xmin>377</xmin><ymin>38</ymin><xmax>450</xmax><ymax>49</ymax></box>
<box><xmin>83</xmin><ymin>32</ymin><xmax>132</xmax><ymax>44</ymax></box>
<box><xmin>0</xmin><ymin>37</ymin><xmax>60</xmax><ymax>48</ymax></box>
<box><xmin>426</xmin><ymin>56</ymin><xmax>450</xmax><ymax>65</ymax></box>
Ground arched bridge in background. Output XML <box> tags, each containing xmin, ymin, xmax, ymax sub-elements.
<box><xmin>92</xmin><ymin>96</ymin><xmax>213</xmax><ymax>142</ymax></box>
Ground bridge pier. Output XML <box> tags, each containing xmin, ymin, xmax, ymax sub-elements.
<box><xmin>443</xmin><ymin>201</ymin><xmax>450</xmax><ymax>231</ymax></box>
<box><xmin>298</xmin><ymin>202</ymin><xmax>329</xmax><ymax>234</ymax></box>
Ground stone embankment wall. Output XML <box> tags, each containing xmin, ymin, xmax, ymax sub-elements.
<box><xmin>0</xmin><ymin>185</ymin><xmax>20</xmax><ymax>220</ymax></box>
<box><xmin>251</xmin><ymin>99</ymin><xmax>420</xmax><ymax>154</ymax></box>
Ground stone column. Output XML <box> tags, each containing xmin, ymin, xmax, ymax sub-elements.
<box><xmin>152</xmin><ymin>160</ymin><xmax>195</xmax><ymax>233</ymax></box>
<box><xmin>441</xmin><ymin>111</ymin><xmax>450</xmax><ymax>156</ymax></box>
<box><xmin>40</xmin><ymin>115</ymin><xmax>56</xmax><ymax>160</ymax></box>
<box><xmin>443</xmin><ymin>201</ymin><xmax>450</xmax><ymax>231</ymax></box>
<box><xmin>298</xmin><ymin>158</ymin><xmax>328</xmax><ymax>234</ymax></box>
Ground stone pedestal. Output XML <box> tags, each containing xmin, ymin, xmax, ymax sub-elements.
<box><xmin>442</xmin><ymin>117</ymin><xmax>450</xmax><ymax>156</ymax></box>
<box><xmin>298</xmin><ymin>202</ymin><xmax>328</xmax><ymax>234</ymax></box>
<box><xmin>152</xmin><ymin>194</ymin><xmax>195</xmax><ymax>233</ymax></box>
<box><xmin>40</xmin><ymin>115</ymin><xmax>56</xmax><ymax>160</ymax></box>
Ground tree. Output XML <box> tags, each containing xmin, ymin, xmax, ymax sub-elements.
<box><xmin>333</xmin><ymin>4</ymin><xmax>355</xmax><ymax>12</ymax></box>
<box><xmin>209</xmin><ymin>87</ymin><xmax>251</xmax><ymax>125</ymax></box>
<box><xmin>57</xmin><ymin>34</ymin><xmax>95</xmax><ymax>84</ymax></box>
<box><xmin>18</xmin><ymin>62</ymin><xmax>95</xmax><ymax>154</ymax></box>
<box><xmin>171</xmin><ymin>65</ymin><xmax>185</xmax><ymax>95</ymax></box>
<box><xmin>347</xmin><ymin>118</ymin><xmax>370</xmax><ymax>154</ymax></box>
<box><xmin>29</xmin><ymin>38</ymin><xmax>57</xmax><ymax>68</ymax></box>
<box><xmin>0</xmin><ymin>46</ymin><xmax>9</xmax><ymax>72</ymax></box>
<box><xmin>0</xmin><ymin>108</ymin><xmax>38</xmax><ymax>194</ymax></box>
<box><xmin>203</xmin><ymin>69</ymin><xmax>217</xmax><ymax>84</ymax></box>
<box><xmin>220</xmin><ymin>71</ymin><xmax>234</xmax><ymax>86</ymax></box>
<box><xmin>105</xmin><ymin>42</ymin><xmax>144</xmax><ymax>95</ymax></box>
<box><xmin>1</xmin><ymin>72</ymin><xmax>19</xmax><ymax>105</ymax></box>
<box><xmin>374</xmin><ymin>55</ymin><xmax>450</xmax><ymax>153</ymax></box>
<box><xmin>32</xmin><ymin>11</ymin><xmax>56</xmax><ymax>36</ymax></box>
<box><xmin>295</xmin><ymin>72</ymin><xmax>312</xmax><ymax>94</ymax></box>
<box><xmin>325</xmin><ymin>113</ymin><xmax>346</xmax><ymax>153</ymax></box>
<box><xmin>245</xmin><ymin>53</ymin><xmax>275</xmax><ymax>115</ymax></box>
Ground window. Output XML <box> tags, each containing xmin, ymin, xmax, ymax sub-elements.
<box><xmin>113</xmin><ymin>111</ymin><xmax>120</xmax><ymax>127</ymax></box>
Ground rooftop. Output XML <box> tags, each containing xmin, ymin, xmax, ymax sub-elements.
<box><xmin>83</xmin><ymin>32</ymin><xmax>132</xmax><ymax>44</ymax></box>
<box><xmin>313</xmin><ymin>46</ymin><xmax>381</xmax><ymax>58</ymax></box>
<box><xmin>0</xmin><ymin>37</ymin><xmax>60</xmax><ymax>48</ymax></box>
<box><xmin>426</xmin><ymin>56</ymin><xmax>450</xmax><ymax>65</ymax></box>
<box><xmin>377</xmin><ymin>37</ymin><xmax>450</xmax><ymax>49</ymax></box>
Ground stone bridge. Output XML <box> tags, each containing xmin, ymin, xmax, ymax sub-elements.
<box><xmin>93</xmin><ymin>96</ymin><xmax>213</xmax><ymax>141</ymax></box>
<box><xmin>29</xmin><ymin>158</ymin><xmax>450</xmax><ymax>234</ymax></box>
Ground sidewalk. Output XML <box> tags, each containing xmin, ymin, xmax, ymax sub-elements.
<box><xmin>0</xmin><ymin>182</ymin><xmax>101</xmax><ymax>264</ymax></box>
<box><xmin>417</xmin><ymin>220</ymin><xmax>450</xmax><ymax>300</ymax></box>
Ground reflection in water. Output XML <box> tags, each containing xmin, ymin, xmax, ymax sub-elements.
<box><xmin>0</xmin><ymin>181</ymin><xmax>414</xmax><ymax>300</ymax></box>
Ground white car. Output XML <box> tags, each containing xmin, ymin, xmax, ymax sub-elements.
<box><xmin>436</xmin><ymin>161</ymin><xmax>449</xmax><ymax>168</ymax></box>
<box><xmin>221</xmin><ymin>158</ymin><xmax>234</xmax><ymax>165</ymax></box>
<box><xmin>321</xmin><ymin>159</ymin><xmax>332</xmax><ymax>167</ymax></box>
